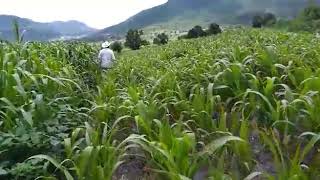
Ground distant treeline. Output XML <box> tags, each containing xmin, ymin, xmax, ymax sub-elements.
<box><xmin>122</xmin><ymin>23</ymin><xmax>223</xmax><ymax>50</ymax></box>
<box><xmin>248</xmin><ymin>3</ymin><xmax>320</xmax><ymax>33</ymax></box>
<box><xmin>273</xmin><ymin>3</ymin><xmax>320</xmax><ymax>33</ymax></box>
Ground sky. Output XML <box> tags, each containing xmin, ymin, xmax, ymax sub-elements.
<box><xmin>0</xmin><ymin>0</ymin><xmax>168</xmax><ymax>29</ymax></box>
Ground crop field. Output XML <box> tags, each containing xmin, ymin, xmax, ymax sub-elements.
<box><xmin>1</xmin><ymin>29</ymin><xmax>320</xmax><ymax>179</ymax></box>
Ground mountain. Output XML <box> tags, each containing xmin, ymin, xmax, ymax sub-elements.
<box><xmin>87</xmin><ymin>0</ymin><xmax>320</xmax><ymax>40</ymax></box>
<box><xmin>0</xmin><ymin>15</ymin><xmax>97</xmax><ymax>41</ymax></box>
<box><xmin>46</xmin><ymin>20</ymin><xmax>96</xmax><ymax>36</ymax></box>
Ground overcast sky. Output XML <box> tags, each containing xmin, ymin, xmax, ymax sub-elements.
<box><xmin>0</xmin><ymin>0</ymin><xmax>167</xmax><ymax>29</ymax></box>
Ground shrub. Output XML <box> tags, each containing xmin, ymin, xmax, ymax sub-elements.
<box><xmin>153</xmin><ymin>33</ymin><xmax>169</xmax><ymax>45</ymax></box>
<box><xmin>110</xmin><ymin>41</ymin><xmax>123</xmax><ymax>53</ymax></box>
<box><xmin>207</xmin><ymin>23</ymin><xmax>222</xmax><ymax>35</ymax></box>
<box><xmin>141</xmin><ymin>40</ymin><xmax>150</xmax><ymax>46</ymax></box>
<box><xmin>187</xmin><ymin>25</ymin><xmax>207</xmax><ymax>38</ymax></box>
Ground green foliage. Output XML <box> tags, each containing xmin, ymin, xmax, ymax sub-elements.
<box><xmin>0</xmin><ymin>41</ymin><xmax>98</xmax><ymax>179</ymax></box>
<box><xmin>12</xmin><ymin>19</ymin><xmax>24</xmax><ymax>43</ymax></box>
<box><xmin>110</xmin><ymin>41</ymin><xmax>123</xmax><ymax>53</ymax></box>
<box><xmin>0</xmin><ymin>130</ymin><xmax>51</xmax><ymax>179</ymax></box>
<box><xmin>207</xmin><ymin>23</ymin><xmax>222</xmax><ymax>35</ymax></box>
<box><xmin>302</xmin><ymin>4</ymin><xmax>320</xmax><ymax>20</ymax></box>
<box><xmin>1</xmin><ymin>28</ymin><xmax>320</xmax><ymax>180</ymax></box>
<box><xmin>29</xmin><ymin>121</ymin><xmax>131</xmax><ymax>180</ymax></box>
<box><xmin>91</xmin><ymin>0</ymin><xmax>312</xmax><ymax>37</ymax></box>
<box><xmin>186</xmin><ymin>25</ymin><xmax>207</xmax><ymax>39</ymax></box>
<box><xmin>262</xmin><ymin>12</ymin><xmax>277</xmax><ymax>26</ymax></box>
<box><xmin>274</xmin><ymin>4</ymin><xmax>320</xmax><ymax>33</ymax></box>
<box><xmin>124</xmin><ymin>29</ymin><xmax>144</xmax><ymax>50</ymax></box>
<box><xmin>153</xmin><ymin>33</ymin><xmax>169</xmax><ymax>45</ymax></box>
<box><xmin>180</xmin><ymin>23</ymin><xmax>222</xmax><ymax>40</ymax></box>
<box><xmin>253</xmin><ymin>19</ymin><xmax>264</xmax><ymax>30</ymax></box>
<box><xmin>114</xmin><ymin>29</ymin><xmax>320</xmax><ymax>179</ymax></box>
<box><xmin>141</xmin><ymin>39</ymin><xmax>150</xmax><ymax>46</ymax></box>
<box><xmin>252</xmin><ymin>12</ymin><xmax>277</xmax><ymax>28</ymax></box>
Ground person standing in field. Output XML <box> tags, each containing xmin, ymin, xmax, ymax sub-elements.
<box><xmin>98</xmin><ymin>41</ymin><xmax>116</xmax><ymax>69</ymax></box>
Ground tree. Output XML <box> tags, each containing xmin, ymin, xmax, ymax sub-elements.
<box><xmin>302</xmin><ymin>4</ymin><xmax>320</xmax><ymax>20</ymax></box>
<box><xmin>252</xmin><ymin>12</ymin><xmax>277</xmax><ymax>28</ymax></box>
<box><xmin>252</xmin><ymin>15</ymin><xmax>263</xmax><ymax>28</ymax></box>
<box><xmin>285</xmin><ymin>4</ymin><xmax>320</xmax><ymax>32</ymax></box>
<box><xmin>187</xmin><ymin>25</ymin><xmax>206</xmax><ymax>38</ymax></box>
<box><xmin>207</xmin><ymin>23</ymin><xmax>222</xmax><ymax>35</ymax></box>
<box><xmin>262</xmin><ymin>12</ymin><xmax>277</xmax><ymax>26</ymax></box>
<box><xmin>110</xmin><ymin>41</ymin><xmax>123</xmax><ymax>53</ymax></box>
<box><xmin>153</xmin><ymin>33</ymin><xmax>169</xmax><ymax>45</ymax></box>
<box><xmin>187</xmin><ymin>28</ymin><xmax>198</xmax><ymax>38</ymax></box>
<box><xmin>125</xmin><ymin>29</ymin><xmax>143</xmax><ymax>50</ymax></box>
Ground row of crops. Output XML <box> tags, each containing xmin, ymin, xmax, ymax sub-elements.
<box><xmin>1</xmin><ymin>29</ymin><xmax>320</xmax><ymax>179</ymax></box>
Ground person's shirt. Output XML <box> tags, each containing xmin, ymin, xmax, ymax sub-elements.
<box><xmin>98</xmin><ymin>48</ymin><xmax>116</xmax><ymax>68</ymax></box>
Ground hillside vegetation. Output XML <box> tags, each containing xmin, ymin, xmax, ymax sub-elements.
<box><xmin>273</xmin><ymin>4</ymin><xmax>320</xmax><ymax>33</ymax></box>
<box><xmin>88</xmin><ymin>0</ymin><xmax>319</xmax><ymax>39</ymax></box>
<box><xmin>1</xmin><ymin>29</ymin><xmax>320</xmax><ymax>179</ymax></box>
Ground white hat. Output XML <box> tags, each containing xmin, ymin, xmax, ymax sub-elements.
<box><xmin>102</xmin><ymin>41</ymin><xmax>111</xmax><ymax>48</ymax></box>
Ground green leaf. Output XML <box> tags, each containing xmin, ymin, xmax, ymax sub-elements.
<box><xmin>202</xmin><ymin>136</ymin><xmax>244</xmax><ymax>155</ymax></box>
<box><xmin>244</xmin><ymin>89</ymin><xmax>275</xmax><ymax>112</ymax></box>
<box><xmin>0</xmin><ymin>168</ymin><xmax>8</xmax><ymax>175</ymax></box>
<box><xmin>244</xmin><ymin>172</ymin><xmax>264</xmax><ymax>180</ymax></box>
<box><xmin>28</xmin><ymin>155</ymin><xmax>74</xmax><ymax>180</ymax></box>
<box><xmin>78</xmin><ymin>146</ymin><xmax>94</xmax><ymax>178</ymax></box>
<box><xmin>13</xmin><ymin>73</ymin><xmax>26</xmax><ymax>97</ymax></box>
<box><xmin>0</xmin><ymin>97</ymin><xmax>17</xmax><ymax>113</ymax></box>
<box><xmin>20</xmin><ymin>108</ymin><xmax>33</xmax><ymax>127</ymax></box>
<box><xmin>299</xmin><ymin>132</ymin><xmax>320</xmax><ymax>162</ymax></box>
